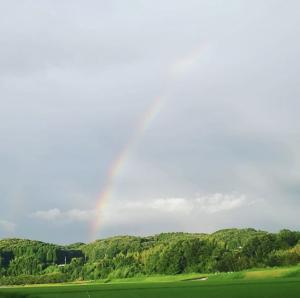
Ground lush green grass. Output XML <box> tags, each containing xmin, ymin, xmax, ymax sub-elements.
<box><xmin>1</xmin><ymin>267</ymin><xmax>300</xmax><ymax>298</ymax></box>
<box><xmin>1</xmin><ymin>279</ymin><xmax>300</xmax><ymax>298</ymax></box>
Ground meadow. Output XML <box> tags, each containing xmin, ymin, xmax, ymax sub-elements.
<box><xmin>1</xmin><ymin>266</ymin><xmax>300</xmax><ymax>298</ymax></box>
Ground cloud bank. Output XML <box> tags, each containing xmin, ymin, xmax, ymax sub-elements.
<box><xmin>31</xmin><ymin>193</ymin><xmax>249</xmax><ymax>230</ymax></box>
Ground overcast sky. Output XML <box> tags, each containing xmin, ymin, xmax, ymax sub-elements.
<box><xmin>0</xmin><ymin>1</ymin><xmax>300</xmax><ymax>244</ymax></box>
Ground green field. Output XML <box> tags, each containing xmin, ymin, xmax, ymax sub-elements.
<box><xmin>1</xmin><ymin>267</ymin><xmax>300</xmax><ymax>298</ymax></box>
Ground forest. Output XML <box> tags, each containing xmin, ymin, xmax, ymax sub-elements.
<box><xmin>0</xmin><ymin>228</ymin><xmax>300</xmax><ymax>285</ymax></box>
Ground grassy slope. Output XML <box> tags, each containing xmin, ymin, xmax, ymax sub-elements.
<box><xmin>1</xmin><ymin>266</ymin><xmax>300</xmax><ymax>298</ymax></box>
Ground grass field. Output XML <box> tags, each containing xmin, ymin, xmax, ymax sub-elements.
<box><xmin>1</xmin><ymin>266</ymin><xmax>300</xmax><ymax>298</ymax></box>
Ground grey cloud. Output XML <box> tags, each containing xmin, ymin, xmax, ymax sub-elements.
<box><xmin>0</xmin><ymin>1</ymin><xmax>300</xmax><ymax>242</ymax></box>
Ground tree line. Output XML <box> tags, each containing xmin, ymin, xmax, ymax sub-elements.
<box><xmin>0</xmin><ymin>228</ymin><xmax>300</xmax><ymax>285</ymax></box>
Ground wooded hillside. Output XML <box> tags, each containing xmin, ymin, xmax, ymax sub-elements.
<box><xmin>1</xmin><ymin>228</ymin><xmax>300</xmax><ymax>285</ymax></box>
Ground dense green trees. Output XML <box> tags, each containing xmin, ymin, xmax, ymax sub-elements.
<box><xmin>0</xmin><ymin>229</ymin><xmax>300</xmax><ymax>285</ymax></box>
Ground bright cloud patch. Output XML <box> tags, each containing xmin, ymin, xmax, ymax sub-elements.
<box><xmin>32</xmin><ymin>209</ymin><xmax>97</xmax><ymax>222</ymax></box>
<box><xmin>33</xmin><ymin>208</ymin><xmax>61</xmax><ymax>221</ymax></box>
<box><xmin>196</xmin><ymin>193</ymin><xmax>246</xmax><ymax>213</ymax></box>
<box><xmin>148</xmin><ymin>193</ymin><xmax>246</xmax><ymax>214</ymax></box>
<box><xmin>0</xmin><ymin>220</ymin><xmax>16</xmax><ymax>233</ymax></box>
<box><xmin>151</xmin><ymin>198</ymin><xmax>193</xmax><ymax>213</ymax></box>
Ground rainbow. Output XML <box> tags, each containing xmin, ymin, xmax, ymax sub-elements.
<box><xmin>89</xmin><ymin>45</ymin><xmax>206</xmax><ymax>240</ymax></box>
<box><xmin>89</xmin><ymin>95</ymin><xmax>166</xmax><ymax>240</ymax></box>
